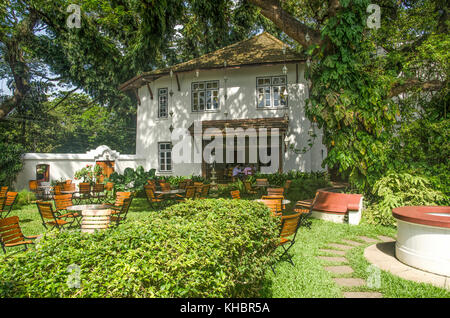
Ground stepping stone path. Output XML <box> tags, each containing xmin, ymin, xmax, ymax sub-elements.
<box><xmin>316</xmin><ymin>235</ymin><xmax>392</xmax><ymax>299</ymax></box>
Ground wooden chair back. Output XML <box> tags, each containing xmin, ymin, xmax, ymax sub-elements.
<box><xmin>1</xmin><ymin>192</ymin><xmax>18</xmax><ymax>218</ymax></box>
<box><xmin>65</xmin><ymin>180</ymin><xmax>72</xmax><ymax>185</ymax></box>
<box><xmin>256</xmin><ymin>179</ymin><xmax>269</xmax><ymax>188</ymax></box>
<box><xmin>36</xmin><ymin>201</ymin><xmax>67</xmax><ymax>229</ymax></box>
<box><xmin>200</xmin><ymin>184</ymin><xmax>210</xmax><ymax>198</ymax></box>
<box><xmin>53</xmin><ymin>185</ymin><xmax>62</xmax><ymax>195</ymax></box>
<box><xmin>0</xmin><ymin>216</ymin><xmax>29</xmax><ymax>252</ymax></box>
<box><xmin>283</xmin><ymin>180</ymin><xmax>292</xmax><ymax>193</ymax></box>
<box><xmin>93</xmin><ymin>183</ymin><xmax>105</xmax><ymax>193</ymax></box>
<box><xmin>243</xmin><ymin>181</ymin><xmax>257</xmax><ymax>194</ymax></box>
<box><xmin>160</xmin><ymin>182</ymin><xmax>171</xmax><ymax>192</ymax></box>
<box><xmin>144</xmin><ymin>185</ymin><xmax>158</xmax><ymax>201</ymax></box>
<box><xmin>147</xmin><ymin>179</ymin><xmax>156</xmax><ymax>186</ymax></box>
<box><xmin>0</xmin><ymin>186</ymin><xmax>8</xmax><ymax>198</ymax></box>
<box><xmin>193</xmin><ymin>182</ymin><xmax>203</xmax><ymax>187</ymax></box>
<box><xmin>111</xmin><ymin>197</ymin><xmax>132</xmax><ymax>226</ymax></box>
<box><xmin>178</xmin><ymin>181</ymin><xmax>187</xmax><ymax>190</ymax></box>
<box><xmin>267</xmin><ymin>187</ymin><xmax>284</xmax><ymax>196</ymax></box>
<box><xmin>79</xmin><ymin>183</ymin><xmax>91</xmax><ymax>194</ymax></box>
<box><xmin>105</xmin><ymin>182</ymin><xmax>114</xmax><ymax>191</ymax></box>
<box><xmin>54</xmin><ymin>194</ymin><xmax>73</xmax><ymax>211</ymax></box>
<box><xmin>185</xmin><ymin>186</ymin><xmax>196</xmax><ymax>199</ymax></box>
<box><xmin>231</xmin><ymin>190</ymin><xmax>241</xmax><ymax>199</ymax></box>
<box><xmin>29</xmin><ymin>180</ymin><xmax>38</xmax><ymax>192</ymax></box>
<box><xmin>280</xmin><ymin>212</ymin><xmax>302</xmax><ymax>240</ymax></box>
<box><xmin>81</xmin><ymin>209</ymin><xmax>111</xmax><ymax>233</ymax></box>
<box><xmin>62</xmin><ymin>183</ymin><xmax>76</xmax><ymax>192</ymax></box>
<box><xmin>4</xmin><ymin>192</ymin><xmax>18</xmax><ymax>207</ymax></box>
<box><xmin>114</xmin><ymin>192</ymin><xmax>132</xmax><ymax>206</ymax></box>
<box><xmin>260</xmin><ymin>199</ymin><xmax>282</xmax><ymax>216</ymax></box>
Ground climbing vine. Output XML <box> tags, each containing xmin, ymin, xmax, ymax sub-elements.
<box><xmin>305</xmin><ymin>0</ymin><xmax>398</xmax><ymax>192</ymax></box>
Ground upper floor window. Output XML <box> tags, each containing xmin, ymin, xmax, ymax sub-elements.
<box><xmin>158</xmin><ymin>88</ymin><xmax>168</xmax><ymax>118</ymax></box>
<box><xmin>192</xmin><ymin>81</ymin><xmax>219</xmax><ymax>112</ymax></box>
<box><xmin>256</xmin><ymin>76</ymin><xmax>288</xmax><ymax>108</ymax></box>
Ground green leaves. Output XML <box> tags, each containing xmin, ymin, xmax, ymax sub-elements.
<box><xmin>0</xmin><ymin>199</ymin><xmax>279</xmax><ymax>298</ymax></box>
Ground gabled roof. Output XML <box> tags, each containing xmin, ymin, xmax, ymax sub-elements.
<box><xmin>119</xmin><ymin>32</ymin><xmax>305</xmax><ymax>91</ymax></box>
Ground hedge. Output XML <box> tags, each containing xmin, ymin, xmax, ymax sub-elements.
<box><xmin>0</xmin><ymin>199</ymin><xmax>279</xmax><ymax>297</ymax></box>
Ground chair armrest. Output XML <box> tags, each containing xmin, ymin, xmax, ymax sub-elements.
<box><xmin>24</xmin><ymin>235</ymin><xmax>40</xmax><ymax>239</ymax></box>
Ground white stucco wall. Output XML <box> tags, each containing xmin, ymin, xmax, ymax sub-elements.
<box><xmin>137</xmin><ymin>62</ymin><xmax>326</xmax><ymax>176</ymax></box>
<box><xmin>14</xmin><ymin>146</ymin><xmax>145</xmax><ymax>191</ymax></box>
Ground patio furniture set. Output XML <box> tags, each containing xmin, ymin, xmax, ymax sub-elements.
<box><xmin>0</xmin><ymin>180</ymin><xmax>132</xmax><ymax>253</ymax></box>
<box><xmin>144</xmin><ymin>179</ymin><xmax>211</xmax><ymax>209</ymax></box>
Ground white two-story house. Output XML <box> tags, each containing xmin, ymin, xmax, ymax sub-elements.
<box><xmin>119</xmin><ymin>32</ymin><xmax>326</xmax><ymax>180</ymax></box>
<box><xmin>14</xmin><ymin>32</ymin><xmax>326</xmax><ymax>189</ymax></box>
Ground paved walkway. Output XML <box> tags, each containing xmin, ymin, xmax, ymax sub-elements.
<box><xmin>317</xmin><ymin>235</ymin><xmax>394</xmax><ymax>298</ymax></box>
<box><xmin>364</xmin><ymin>241</ymin><xmax>450</xmax><ymax>290</ymax></box>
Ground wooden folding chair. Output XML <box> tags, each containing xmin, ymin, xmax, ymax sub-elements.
<box><xmin>0</xmin><ymin>192</ymin><xmax>18</xmax><ymax>219</ymax></box>
<box><xmin>176</xmin><ymin>186</ymin><xmax>196</xmax><ymax>202</ymax></box>
<box><xmin>259</xmin><ymin>199</ymin><xmax>282</xmax><ymax>217</ymax></box>
<box><xmin>53</xmin><ymin>194</ymin><xmax>80</xmax><ymax>226</ymax></box>
<box><xmin>110</xmin><ymin>197</ymin><xmax>133</xmax><ymax>226</ymax></box>
<box><xmin>230</xmin><ymin>190</ymin><xmax>241</xmax><ymax>200</ymax></box>
<box><xmin>81</xmin><ymin>209</ymin><xmax>111</xmax><ymax>233</ymax></box>
<box><xmin>272</xmin><ymin>212</ymin><xmax>302</xmax><ymax>272</ymax></box>
<box><xmin>36</xmin><ymin>201</ymin><xmax>73</xmax><ymax>230</ymax></box>
<box><xmin>74</xmin><ymin>183</ymin><xmax>92</xmax><ymax>204</ymax></box>
<box><xmin>283</xmin><ymin>180</ymin><xmax>292</xmax><ymax>194</ymax></box>
<box><xmin>178</xmin><ymin>180</ymin><xmax>187</xmax><ymax>190</ymax></box>
<box><xmin>243</xmin><ymin>181</ymin><xmax>258</xmax><ymax>195</ymax></box>
<box><xmin>199</xmin><ymin>184</ymin><xmax>210</xmax><ymax>199</ymax></box>
<box><xmin>267</xmin><ymin>187</ymin><xmax>284</xmax><ymax>196</ymax></box>
<box><xmin>0</xmin><ymin>216</ymin><xmax>39</xmax><ymax>253</ymax></box>
<box><xmin>53</xmin><ymin>185</ymin><xmax>62</xmax><ymax>196</ymax></box>
<box><xmin>159</xmin><ymin>182</ymin><xmax>171</xmax><ymax>192</ymax></box>
<box><xmin>144</xmin><ymin>185</ymin><xmax>164</xmax><ymax>209</ymax></box>
<box><xmin>294</xmin><ymin>191</ymin><xmax>320</xmax><ymax>229</ymax></box>
<box><xmin>92</xmin><ymin>183</ymin><xmax>106</xmax><ymax>203</ymax></box>
<box><xmin>261</xmin><ymin>195</ymin><xmax>285</xmax><ymax>211</ymax></box>
<box><xmin>0</xmin><ymin>186</ymin><xmax>8</xmax><ymax>198</ymax></box>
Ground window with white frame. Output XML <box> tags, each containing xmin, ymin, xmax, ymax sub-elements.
<box><xmin>256</xmin><ymin>76</ymin><xmax>288</xmax><ymax>108</ymax></box>
<box><xmin>158</xmin><ymin>88</ymin><xmax>168</xmax><ymax>118</ymax></box>
<box><xmin>158</xmin><ymin>142</ymin><xmax>172</xmax><ymax>172</ymax></box>
<box><xmin>192</xmin><ymin>81</ymin><xmax>219</xmax><ymax>112</ymax></box>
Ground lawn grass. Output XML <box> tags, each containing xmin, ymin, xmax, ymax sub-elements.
<box><xmin>3</xmin><ymin>197</ymin><xmax>450</xmax><ymax>298</ymax></box>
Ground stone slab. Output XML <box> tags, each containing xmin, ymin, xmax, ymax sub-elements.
<box><xmin>333</xmin><ymin>278</ymin><xmax>366</xmax><ymax>288</ymax></box>
<box><xmin>364</xmin><ymin>242</ymin><xmax>450</xmax><ymax>290</ymax></box>
<box><xmin>324</xmin><ymin>266</ymin><xmax>354</xmax><ymax>275</ymax></box>
<box><xmin>343</xmin><ymin>292</ymin><xmax>382</xmax><ymax>298</ymax></box>
<box><xmin>317</xmin><ymin>256</ymin><xmax>348</xmax><ymax>263</ymax></box>
<box><xmin>319</xmin><ymin>249</ymin><xmax>346</xmax><ymax>256</ymax></box>
<box><xmin>341</xmin><ymin>239</ymin><xmax>363</xmax><ymax>246</ymax></box>
<box><xmin>328</xmin><ymin>243</ymin><xmax>354</xmax><ymax>250</ymax></box>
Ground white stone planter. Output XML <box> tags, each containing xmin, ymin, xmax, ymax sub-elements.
<box><xmin>395</xmin><ymin>219</ymin><xmax>450</xmax><ymax>277</ymax></box>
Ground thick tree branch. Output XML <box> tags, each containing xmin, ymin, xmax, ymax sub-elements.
<box><xmin>388</xmin><ymin>79</ymin><xmax>445</xmax><ymax>97</ymax></box>
<box><xmin>247</xmin><ymin>0</ymin><xmax>323</xmax><ymax>48</ymax></box>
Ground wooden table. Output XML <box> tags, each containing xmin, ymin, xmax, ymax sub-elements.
<box><xmin>154</xmin><ymin>189</ymin><xmax>186</xmax><ymax>195</ymax></box>
<box><xmin>66</xmin><ymin>204</ymin><xmax>111</xmax><ymax>212</ymax></box>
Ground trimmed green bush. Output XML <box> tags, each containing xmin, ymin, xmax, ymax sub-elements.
<box><xmin>0</xmin><ymin>199</ymin><xmax>279</xmax><ymax>298</ymax></box>
<box><xmin>363</xmin><ymin>172</ymin><xmax>445</xmax><ymax>227</ymax></box>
